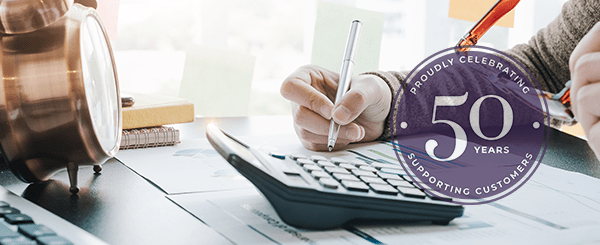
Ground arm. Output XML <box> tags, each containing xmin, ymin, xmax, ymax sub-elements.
<box><xmin>371</xmin><ymin>0</ymin><xmax>600</xmax><ymax>139</ymax></box>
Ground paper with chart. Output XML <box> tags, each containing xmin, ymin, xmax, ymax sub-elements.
<box><xmin>116</xmin><ymin>138</ymin><xmax>253</xmax><ymax>194</ymax></box>
<box><xmin>168</xmin><ymin>189</ymin><xmax>374</xmax><ymax>245</ymax></box>
<box><xmin>167</xmin><ymin>135</ymin><xmax>600</xmax><ymax>244</ymax></box>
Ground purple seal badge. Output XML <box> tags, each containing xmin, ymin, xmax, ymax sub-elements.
<box><xmin>391</xmin><ymin>46</ymin><xmax>550</xmax><ymax>205</ymax></box>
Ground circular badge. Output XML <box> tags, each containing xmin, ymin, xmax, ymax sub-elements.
<box><xmin>391</xmin><ymin>46</ymin><xmax>550</xmax><ymax>205</ymax></box>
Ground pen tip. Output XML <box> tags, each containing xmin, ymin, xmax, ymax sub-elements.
<box><xmin>328</xmin><ymin>146</ymin><xmax>333</xmax><ymax>152</ymax></box>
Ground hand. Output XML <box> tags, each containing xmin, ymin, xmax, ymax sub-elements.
<box><xmin>570</xmin><ymin>22</ymin><xmax>600</xmax><ymax>158</ymax></box>
<box><xmin>280</xmin><ymin>65</ymin><xmax>392</xmax><ymax>151</ymax></box>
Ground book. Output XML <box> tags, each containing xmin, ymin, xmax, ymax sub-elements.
<box><xmin>122</xmin><ymin>92</ymin><xmax>195</xmax><ymax>130</ymax></box>
<box><xmin>120</xmin><ymin>126</ymin><xmax>180</xmax><ymax>150</ymax></box>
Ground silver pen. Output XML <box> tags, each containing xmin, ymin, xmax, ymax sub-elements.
<box><xmin>328</xmin><ymin>20</ymin><xmax>362</xmax><ymax>151</ymax></box>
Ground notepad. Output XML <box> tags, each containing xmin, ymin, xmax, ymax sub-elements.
<box><xmin>311</xmin><ymin>2</ymin><xmax>385</xmax><ymax>75</ymax></box>
<box><xmin>448</xmin><ymin>0</ymin><xmax>516</xmax><ymax>28</ymax></box>
<box><xmin>121</xmin><ymin>92</ymin><xmax>195</xmax><ymax>130</ymax></box>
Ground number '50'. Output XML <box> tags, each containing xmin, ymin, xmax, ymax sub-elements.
<box><xmin>425</xmin><ymin>92</ymin><xmax>513</xmax><ymax>162</ymax></box>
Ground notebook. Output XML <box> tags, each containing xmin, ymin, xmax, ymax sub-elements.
<box><xmin>120</xmin><ymin>126</ymin><xmax>180</xmax><ymax>150</ymax></box>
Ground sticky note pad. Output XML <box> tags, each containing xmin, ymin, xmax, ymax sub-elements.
<box><xmin>448</xmin><ymin>0</ymin><xmax>516</xmax><ymax>28</ymax></box>
<box><xmin>179</xmin><ymin>45</ymin><xmax>255</xmax><ymax>117</ymax></box>
<box><xmin>311</xmin><ymin>2</ymin><xmax>385</xmax><ymax>75</ymax></box>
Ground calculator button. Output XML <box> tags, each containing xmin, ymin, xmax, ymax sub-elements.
<box><xmin>371</xmin><ymin>162</ymin><xmax>404</xmax><ymax>170</ymax></box>
<box><xmin>324</xmin><ymin>167</ymin><xmax>349</xmax><ymax>174</ymax></box>
<box><xmin>401</xmin><ymin>175</ymin><xmax>414</xmax><ymax>182</ymax></box>
<box><xmin>338</xmin><ymin>163</ymin><xmax>357</xmax><ymax>170</ymax></box>
<box><xmin>329</xmin><ymin>157</ymin><xmax>348</xmax><ymax>164</ymax></box>
<box><xmin>0</xmin><ymin>207</ymin><xmax>20</xmax><ymax>217</ymax></box>
<box><xmin>0</xmin><ymin>236</ymin><xmax>36</xmax><ymax>245</ymax></box>
<box><xmin>377</xmin><ymin>172</ymin><xmax>403</xmax><ymax>181</ymax></box>
<box><xmin>341</xmin><ymin>180</ymin><xmax>370</xmax><ymax>192</ymax></box>
<box><xmin>303</xmin><ymin>165</ymin><xmax>322</xmax><ymax>172</ymax></box>
<box><xmin>282</xmin><ymin>167</ymin><xmax>300</xmax><ymax>175</ymax></box>
<box><xmin>350</xmin><ymin>161</ymin><xmax>370</xmax><ymax>167</ymax></box>
<box><xmin>317</xmin><ymin>161</ymin><xmax>336</xmax><ymax>168</ymax></box>
<box><xmin>0</xmin><ymin>223</ymin><xmax>19</xmax><ymax>238</ymax></box>
<box><xmin>4</xmin><ymin>214</ymin><xmax>33</xmax><ymax>224</ymax></box>
<box><xmin>310</xmin><ymin>171</ymin><xmax>330</xmax><ymax>179</ymax></box>
<box><xmin>319</xmin><ymin>178</ymin><xmax>339</xmax><ymax>189</ymax></box>
<box><xmin>310</xmin><ymin>155</ymin><xmax>327</xmax><ymax>162</ymax></box>
<box><xmin>387</xmin><ymin>179</ymin><xmax>416</xmax><ymax>188</ymax></box>
<box><xmin>398</xmin><ymin>187</ymin><xmax>426</xmax><ymax>199</ymax></box>
<box><xmin>359</xmin><ymin>176</ymin><xmax>387</xmax><ymax>184</ymax></box>
<box><xmin>403</xmin><ymin>176</ymin><xmax>427</xmax><ymax>186</ymax></box>
<box><xmin>289</xmin><ymin>154</ymin><xmax>307</xmax><ymax>160</ymax></box>
<box><xmin>380</xmin><ymin>168</ymin><xmax>406</xmax><ymax>175</ymax></box>
<box><xmin>358</xmin><ymin>166</ymin><xmax>377</xmax><ymax>172</ymax></box>
<box><xmin>333</xmin><ymin>173</ymin><xmax>360</xmax><ymax>182</ymax></box>
<box><xmin>296</xmin><ymin>159</ymin><xmax>314</xmax><ymax>166</ymax></box>
<box><xmin>369</xmin><ymin>184</ymin><xmax>399</xmax><ymax>195</ymax></box>
<box><xmin>0</xmin><ymin>201</ymin><xmax>9</xmax><ymax>207</ymax></box>
<box><xmin>37</xmin><ymin>236</ymin><xmax>74</xmax><ymax>245</ymax></box>
<box><xmin>18</xmin><ymin>224</ymin><xmax>56</xmax><ymax>238</ymax></box>
<box><xmin>350</xmin><ymin>169</ymin><xmax>376</xmax><ymax>177</ymax></box>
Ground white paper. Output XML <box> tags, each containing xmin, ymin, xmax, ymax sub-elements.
<box><xmin>116</xmin><ymin>138</ymin><xmax>253</xmax><ymax>194</ymax></box>
<box><xmin>352</xmin><ymin>163</ymin><xmax>600</xmax><ymax>244</ymax></box>
<box><xmin>168</xmin><ymin>189</ymin><xmax>373</xmax><ymax>245</ymax></box>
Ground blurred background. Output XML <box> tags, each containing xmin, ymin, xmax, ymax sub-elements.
<box><xmin>106</xmin><ymin>0</ymin><xmax>568</xmax><ymax>117</ymax></box>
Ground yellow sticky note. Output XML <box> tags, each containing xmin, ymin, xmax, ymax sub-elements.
<box><xmin>179</xmin><ymin>45</ymin><xmax>255</xmax><ymax>117</ymax></box>
<box><xmin>448</xmin><ymin>0</ymin><xmax>516</xmax><ymax>28</ymax></box>
<box><xmin>311</xmin><ymin>2</ymin><xmax>385</xmax><ymax>75</ymax></box>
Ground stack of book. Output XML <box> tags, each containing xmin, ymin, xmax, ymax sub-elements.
<box><xmin>120</xmin><ymin>92</ymin><xmax>195</xmax><ymax>150</ymax></box>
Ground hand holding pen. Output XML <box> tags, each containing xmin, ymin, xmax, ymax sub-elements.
<box><xmin>280</xmin><ymin>20</ymin><xmax>392</xmax><ymax>151</ymax></box>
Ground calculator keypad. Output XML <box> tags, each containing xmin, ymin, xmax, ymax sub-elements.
<box><xmin>291</xmin><ymin>155</ymin><xmax>446</xmax><ymax>200</ymax></box>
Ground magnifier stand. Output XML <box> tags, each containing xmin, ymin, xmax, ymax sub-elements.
<box><xmin>66</xmin><ymin>163</ymin><xmax>104</xmax><ymax>194</ymax></box>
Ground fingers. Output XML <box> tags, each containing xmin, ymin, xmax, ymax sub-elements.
<box><xmin>292</xmin><ymin>104</ymin><xmax>365</xmax><ymax>143</ymax></box>
<box><xmin>571</xmin><ymin>51</ymin><xmax>600</xmax><ymax>132</ymax></box>
<box><xmin>332</xmin><ymin>75</ymin><xmax>390</xmax><ymax>125</ymax></box>
<box><xmin>575</xmin><ymin>82</ymin><xmax>600</xmax><ymax>135</ymax></box>
<box><xmin>569</xmin><ymin>22</ymin><xmax>600</xmax><ymax>73</ymax></box>
<box><xmin>569</xmin><ymin>22</ymin><xmax>600</xmax><ymax>116</ymax></box>
<box><xmin>587</xmin><ymin>122</ymin><xmax>600</xmax><ymax>159</ymax></box>
<box><xmin>570</xmin><ymin>22</ymin><xmax>600</xmax><ymax>160</ymax></box>
<box><xmin>576</xmin><ymin>82</ymin><xmax>600</xmax><ymax>118</ymax></box>
<box><xmin>282</xmin><ymin>67</ymin><xmax>391</xmax><ymax>151</ymax></box>
<box><xmin>281</xmin><ymin>66</ymin><xmax>338</xmax><ymax>119</ymax></box>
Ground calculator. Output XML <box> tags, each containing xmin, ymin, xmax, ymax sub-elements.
<box><xmin>206</xmin><ymin>124</ymin><xmax>464</xmax><ymax>229</ymax></box>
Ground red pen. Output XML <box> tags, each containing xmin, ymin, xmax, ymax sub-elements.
<box><xmin>456</xmin><ymin>0</ymin><xmax>575</xmax><ymax>121</ymax></box>
<box><xmin>456</xmin><ymin>0</ymin><xmax>521</xmax><ymax>53</ymax></box>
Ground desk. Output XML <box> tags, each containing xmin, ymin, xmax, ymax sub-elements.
<box><xmin>0</xmin><ymin>115</ymin><xmax>598</xmax><ymax>244</ymax></box>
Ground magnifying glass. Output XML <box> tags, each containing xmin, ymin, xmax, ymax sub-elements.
<box><xmin>0</xmin><ymin>0</ymin><xmax>121</xmax><ymax>194</ymax></box>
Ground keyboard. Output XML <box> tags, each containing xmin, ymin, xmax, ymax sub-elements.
<box><xmin>0</xmin><ymin>185</ymin><xmax>107</xmax><ymax>245</ymax></box>
<box><xmin>206</xmin><ymin>124</ymin><xmax>464</xmax><ymax>230</ymax></box>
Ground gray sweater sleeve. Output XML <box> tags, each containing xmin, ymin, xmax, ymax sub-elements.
<box><xmin>368</xmin><ymin>0</ymin><xmax>600</xmax><ymax>139</ymax></box>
